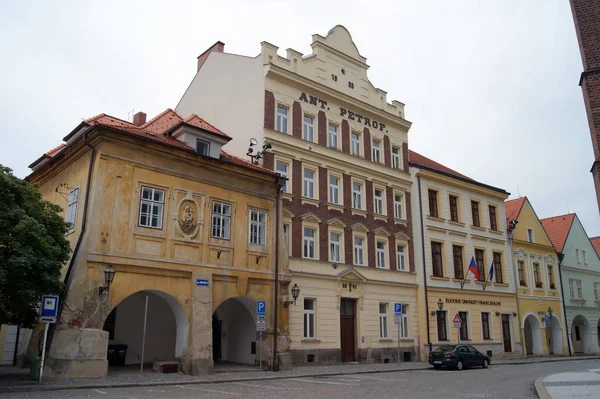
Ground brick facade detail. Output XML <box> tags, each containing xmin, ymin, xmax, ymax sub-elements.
<box><xmin>293</xmin><ymin>101</ymin><xmax>302</xmax><ymax>139</ymax></box>
<box><xmin>264</xmin><ymin>90</ymin><xmax>275</xmax><ymax>130</ymax></box>
<box><xmin>318</xmin><ymin>111</ymin><xmax>327</xmax><ymax>147</ymax></box>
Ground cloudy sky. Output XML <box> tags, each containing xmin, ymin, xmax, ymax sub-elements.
<box><xmin>1</xmin><ymin>0</ymin><xmax>598</xmax><ymax>235</ymax></box>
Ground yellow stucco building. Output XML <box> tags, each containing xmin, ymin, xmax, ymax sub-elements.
<box><xmin>505</xmin><ymin>197</ymin><xmax>568</xmax><ymax>356</ymax></box>
<box><xmin>26</xmin><ymin>110</ymin><xmax>289</xmax><ymax>378</ymax></box>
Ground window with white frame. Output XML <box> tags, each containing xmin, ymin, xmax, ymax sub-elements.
<box><xmin>139</xmin><ymin>186</ymin><xmax>164</xmax><ymax>229</ymax></box>
<box><xmin>374</xmin><ymin>188</ymin><xmax>384</xmax><ymax>214</ymax></box>
<box><xmin>248</xmin><ymin>209</ymin><xmax>266</xmax><ymax>246</ymax></box>
<box><xmin>330</xmin><ymin>232</ymin><xmax>341</xmax><ymax>262</ymax></box>
<box><xmin>379</xmin><ymin>303</ymin><xmax>388</xmax><ymax>339</ymax></box>
<box><xmin>329</xmin><ymin>176</ymin><xmax>340</xmax><ymax>205</ymax></box>
<box><xmin>352</xmin><ymin>182</ymin><xmax>362</xmax><ymax>209</ymax></box>
<box><xmin>65</xmin><ymin>187</ymin><xmax>79</xmax><ymax>231</ymax></box>
<box><xmin>594</xmin><ymin>282</ymin><xmax>600</xmax><ymax>301</ymax></box>
<box><xmin>303</xmin><ymin>115</ymin><xmax>314</xmax><ymax>141</ymax></box>
<box><xmin>303</xmin><ymin>298</ymin><xmax>315</xmax><ymax>338</ymax></box>
<box><xmin>527</xmin><ymin>228</ymin><xmax>534</xmax><ymax>243</ymax></box>
<box><xmin>196</xmin><ymin>139</ymin><xmax>210</xmax><ymax>156</ymax></box>
<box><xmin>328</xmin><ymin>124</ymin><xmax>338</xmax><ymax>148</ymax></box>
<box><xmin>354</xmin><ymin>236</ymin><xmax>365</xmax><ymax>265</ymax></box>
<box><xmin>276</xmin><ymin>106</ymin><xmax>288</xmax><ymax>133</ymax></box>
<box><xmin>583</xmin><ymin>249</ymin><xmax>588</xmax><ymax>265</ymax></box>
<box><xmin>351</xmin><ymin>132</ymin><xmax>360</xmax><ymax>156</ymax></box>
<box><xmin>303</xmin><ymin>227</ymin><xmax>316</xmax><ymax>259</ymax></box>
<box><xmin>303</xmin><ymin>169</ymin><xmax>315</xmax><ymax>198</ymax></box>
<box><xmin>283</xmin><ymin>223</ymin><xmax>290</xmax><ymax>256</ymax></box>
<box><xmin>394</xmin><ymin>193</ymin><xmax>403</xmax><ymax>219</ymax></box>
<box><xmin>211</xmin><ymin>201</ymin><xmax>231</xmax><ymax>239</ymax></box>
<box><xmin>569</xmin><ymin>279</ymin><xmax>583</xmax><ymax>299</ymax></box>
<box><xmin>533</xmin><ymin>263</ymin><xmax>541</xmax><ymax>284</ymax></box>
<box><xmin>397</xmin><ymin>244</ymin><xmax>406</xmax><ymax>271</ymax></box>
<box><xmin>400</xmin><ymin>304</ymin><xmax>409</xmax><ymax>338</ymax></box>
<box><xmin>376</xmin><ymin>241</ymin><xmax>386</xmax><ymax>269</ymax></box>
<box><xmin>576</xmin><ymin>248</ymin><xmax>580</xmax><ymax>264</ymax></box>
<box><xmin>392</xmin><ymin>147</ymin><xmax>400</xmax><ymax>169</ymax></box>
<box><xmin>276</xmin><ymin>161</ymin><xmax>289</xmax><ymax>193</ymax></box>
<box><xmin>372</xmin><ymin>139</ymin><xmax>381</xmax><ymax>163</ymax></box>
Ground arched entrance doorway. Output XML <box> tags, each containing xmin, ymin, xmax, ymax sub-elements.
<box><xmin>212</xmin><ymin>297</ymin><xmax>257</xmax><ymax>365</ymax></box>
<box><xmin>102</xmin><ymin>290</ymin><xmax>189</xmax><ymax>365</ymax></box>
<box><xmin>571</xmin><ymin>315</ymin><xmax>591</xmax><ymax>354</ymax></box>
<box><xmin>548</xmin><ymin>315</ymin><xmax>563</xmax><ymax>355</ymax></box>
<box><xmin>523</xmin><ymin>314</ymin><xmax>543</xmax><ymax>355</ymax></box>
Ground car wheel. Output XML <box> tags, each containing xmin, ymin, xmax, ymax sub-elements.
<box><xmin>456</xmin><ymin>361</ymin><xmax>463</xmax><ymax>371</ymax></box>
<box><xmin>482</xmin><ymin>359</ymin><xmax>488</xmax><ymax>369</ymax></box>
<box><xmin>434</xmin><ymin>365</ymin><xmax>441</xmax><ymax>369</ymax></box>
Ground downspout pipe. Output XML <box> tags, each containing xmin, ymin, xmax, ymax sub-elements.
<box><xmin>557</xmin><ymin>253</ymin><xmax>572</xmax><ymax>356</ymax></box>
<box><xmin>417</xmin><ymin>175</ymin><xmax>432</xmax><ymax>354</ymax></box>
<box><xmin>272</xmin><ymin>176</ymin><xmax>284</xmax><ymax>371</ymax></box>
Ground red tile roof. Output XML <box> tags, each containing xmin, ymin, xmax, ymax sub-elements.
<box><xmin>45</xmin><ymin>143</ymin><xmax>66</xmax><ymax>157</ymax></box>
<box><xmin>220</xmin><ymin>150</ymin><xmax>277</xmax><ymax>175</ymax></box>
<box><xmin>504</xmin><ymin>197</ymin><xmax>527</xmax><ymax>221</ymax></box>
<box><xmin>183</xmin><ymin>115</ymin><xmax>231</xmax><ymax>139</ymax></box>
<box><xmin>540</xmin><ymin>214</ymin><xmax>575</xmax><ymax>253</ymax></box>
<box><xmin>141</xmin><ymin>109</ymin><xmax>183</xmax><ymax>134</ymax></box>
<box><xmin>409</xmin><ymin>150</ymin><xmax>473</xmax><ymax>181</ymax></box>
<box><xmin>590</xmin><ymin>237</ymin><xmax>600</xmax><ymax>258</ymax></box>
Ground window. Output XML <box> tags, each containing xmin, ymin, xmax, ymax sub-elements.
<box><xmin>352</xmin><ymin>182</ymin><xmax>362</xmax><ymax>209</ymax></box>
<box><xmin>594</xmin><ymin>282</ymin><xmax>600</xmax><ymax>301</ymax></box>
<box><xmin>196</xmin><ymin>139</ymin><xmax>210</xmax><ymax>155</ymax></box>
<box><xmin>489</xmin><ymin>205</ymin><xmax>498</xmax><ymax>231</ymax></box>
<box><xmin>283</xmin><ymin>223</ymin><xmax>290</xmax><ymax>256</ymax></box>
<box><xmin>577</xmin><ymin>279</ymin><xmax>583</xmax><ymax>298</ymax></box>
<box><xmin>376</xmin><ymin>241</ymin><xmax>386</xmax><ymax>269</ymax></box>
<box><xmin>475</xmin><ymin>249</ymin><xmax>485</xmax><ymax>281</ymax></box>
<box><xmin>394</xmin><ymin>194</ymin><xmax>403</xmax><ymax>219</ymax></box>
<box><xmin>533</xmin><ymin>263</ymin><xmax>540</xmax><ymax>284</ymax></box>
<box><xmin>527</xmin><ymin>228</ymin><xmax>534</xmax><ymax>243</ymax></box>
<box><xmin>329</xmin><ymin>176</ymin><xmax>340</xmax><ymax>204</ymax></box>
<box><xmin>303</xmin><ymin>299</ymin><xmax>315</xmax><ymax>338</ymax></box>
<box><xmin>303</xmin><ymin>169</ymin><xmax>315</xmax><ymax>198</ymax></box>
<box><xmin>276</xmin><ymin>106</ymin><xmax>288</xmax><ymax>133</ymax></box>
<box><xmin>248</xmin><ymin>210</ymin><xmax>266</xmax><ymax>246</ymax></box>
<box><xmin>392</xmin><ymin>147</ymin><xmax>400</xmax><ymax>169</ymax></box>
<box><xmin>453</xmin><ymin>245</ymin><xmax>464</xmax><ymax>280</ymax></box>
<box><xmin>428</xmin><ymin>190</ymin><xmax>438</xmax><ymax>218</ymax></box>
<box><xmin>354</xmin><ymin>236</ymin><xmax>365</xmax><ymax>265</ymax></box>
<box><xmin>437</xmin><ymin>311</ymin><xmax>448</xmax><ymax>341</ymax></box>
<box><xmin>397</xmin><ymin>244</ymin><xmax>406</xmax><ymax>271</ymax></box>
<box><xmin>518</xmin><ymin>260</ymin><xmax>526</xmax><ymax>285</ymax></box>
<box><xmin>65</xmin><ymin>187</ymin><xmax>79</xmax><ymax>231</ymax></box>
<box><xmin>374</xmin><ymin>189</ymin><xmax>384</xmax><ymax>214</ymax></box>
<box><xmin>372</xmin><ymin>139</ymin><xmax>381</xmax><ymax>162</ymax></box>
<box><xmin>351</xmin><ymin>132</ymin><xmax>360</xmax><ymax>155</ymax></box>
<box><xmin>379</xmin><ymin>303</ymin><xmax>388</xmax><ymax>339</ymax></box>
<box><xmin>211</xmin><ymin>201</ymin><xmax>231</xmax><ymax>239</ymax></box>
<box><xmin>493</xmin><ymin>252</ymin><xmax>504</xmax><ymax>283</ymax></box>
<box><xmin>303</xmin><ymin>115</ymin><xmax>314</xmax><ymax>141</ymax></box>
<box><xmin>276</xmin><ymin>161</ymin><xmax>289</xmax><ymax>193</ymax></box>
<box><xmin>139</xmin><ymin>186</ymin><xmax>164</xmax><ymax>229</ymax></box>
<box><xmin>548</xmin><ymin>265</ymin><xmax>555</xmax><ymax>287</ymax></box>
<box><xmin>583</xmin><ymin>249</ymin><xmax>588</xmax><ymax>265</ymax></box>
<box><xmin>449</xmin><ymin>195</ymin><xmax>459</xmax><ymax>222</ymax></box>
<box><xmin>576</xmin><ymin>249</ymin><xmax>580</xmax><ymax>264</ymax></box>
<box><xmin>400</xmin><ymin>305</ymin><xmax>409</xmax><ymax>338</ymax></box>
<box><xmin>303</xmin><ymin>227</ymin><xmax>316</xmax><ymax>259</ymax></box>
<box><xmin>328</xmin><ymin>124</ymin><xmax>338</xmax><ymax>148</ymax></box>
<box><xmin>432</xmin><ymin>242</ymin><xmax>443</xmax><ymax>277</ymax></box>
<box><xmin>481</xmin><ymin>313</ymin><xmax>491</xmax><ymax>340</ymax></box>
<box><xmin>330</xmin><ymin>232</ymin><xmax>341</xmax><ymax>262</ymax></box>
<box><xmin>569</xmin><ymin>279</ymin><xmax>583</xmax><ymax>299</ymax></box>
<box><xmin>471</xmin><ymin>201</ymin><xmax>480</xmax><ymax>227</ymax></box>
<box><xmin>459</xmin><ymin>311</ymin><xmax>469</xmax><ymax>340</ymax></box>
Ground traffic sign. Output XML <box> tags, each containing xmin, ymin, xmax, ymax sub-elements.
<box><xmin>257</xmin><ymin>300</ymin><xmax>266</xmax><ymax>319</ymax></box>
<box><xmin>394</xmin><ymin>314</ymin><xmax>402</xmax><ymax>325</ymax></box>
<box><xmin>40</xmin><ymin>295</ymin><xmax>59</xmax><ymax>323</ymax></box>
<box><xmin>545</xmin><ymin>314</ymin><xmax>550</xmax><ymax>327</ymax></box>
<box><xmin>454</xmin><ymin>322</ymin><xmax>462</xmax><ymax>328</ymax></box>
<box><xmin>257</xmin><ymin>319</ymin><xmax>267</xmax><ymax>332</ymax></box>
<box><xmin>394</xmin><ymin>303</ymin><xmax>403</xmax><ymax>315</ymax></box>
<box><xmin>453</xmin><ymin>313</ymin><xmax>462</xmax><ymax>323</ymax></box>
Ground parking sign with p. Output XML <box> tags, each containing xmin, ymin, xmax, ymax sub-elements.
<box><xmin>257</xmin><ymin>300</ymin><xmax>266</xmax><ymax>319</ymax></box>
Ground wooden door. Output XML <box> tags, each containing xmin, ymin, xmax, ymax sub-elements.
<box><xmin>340</xmin><ymin>298</ymin><xmax>356</xmax><ymax>362</ymax></box>
<box><xmin>501</xmin><ymin>314</ymin><xmax>512</xmax><ymax>352</ymax></box>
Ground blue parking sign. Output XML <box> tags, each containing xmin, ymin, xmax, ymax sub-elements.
<box><xmin>257</xmin><ymin>300</ymin><xmax>266</xmax><ymax>318</ymax></box>
<box><xmin>394</xmin><ymin>303</ymin><xmax>403</xmax><ymax>315</ymax></box>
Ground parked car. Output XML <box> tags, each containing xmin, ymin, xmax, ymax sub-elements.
<box><xmin>428</xmin><ymin>344</ymin><xmax>490</xmax><ymax>370</ymax></box>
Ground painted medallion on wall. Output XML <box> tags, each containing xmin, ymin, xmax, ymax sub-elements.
<box><xmin>177</xmin><ymin>199</ymin><xmax>200</xmax><ymax>238</ymax></box>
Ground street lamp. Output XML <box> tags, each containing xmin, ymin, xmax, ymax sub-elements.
<box><xmin>98</xmin><ymin>264</ymin><xmax>116</xmax><ymax>295</ymax></box>
<box><xmin>431</xmin><ymin>298</ymin><xmax>444</xmax><ymax>316</ymax></box>
<box><xmin>283</xmin><ymin>284</ymin><xmax>300</xmax><ymax>308</ymax></box>
<box><xmin>547</xmin><ymin>306</ymin><xmax>553</xmax><ymax>316</ymax></box>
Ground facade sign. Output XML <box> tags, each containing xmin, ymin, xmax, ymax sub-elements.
<box><xmin>445</xmin><ymin>298</ymin><xmax>501</xmax><ymax>307</ymax></box>
<box><xmin>40</xmin><ymin>295</ymin><xmax>59</xmax><ymax>323</ymax></box>
<box><xmin>196</xmin><ymin>279</ymin><xmax>209</xmax><ymax>286</ymax></box>
<box><xmin>394</xmin><ymin>303</ymin><xmax>403</xmax><ymax>315</ymax></box>
<box><xmin>257</xmin><ymin>300</ymin><xmax>266</xmax><ymax>319</ymax></box>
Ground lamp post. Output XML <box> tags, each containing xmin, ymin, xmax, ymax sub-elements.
<box><xmin>99</xmin><ymin>265</ymin><xmax>116</xmax><ymax>295</ymax></box>
<box><xmin>284</xmin><ymin>284</ymin><xmax>300</xmax><ymax>307</ymax></box>
<box><xmin>547</xmin><ymin>306</ymin><xmax>554</xmax><ymax>354</ymax></box>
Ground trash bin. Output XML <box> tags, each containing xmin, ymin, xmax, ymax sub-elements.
<box><xmin>29</xmin><ymin>356</ymin><xmax>41</xmax><ymax>380</ymax></box>
<box><xmin>107</xmin><ymin>344</ymin><xmax>128</xmax><ymax>366</ymax></box>
<box><xmin>486</xmin><ymin>350</ymin><xmax>493</xmax><ymax>358</ymax></box>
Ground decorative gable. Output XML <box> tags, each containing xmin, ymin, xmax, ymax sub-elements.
<box><xmin>300</xmin><ymin>212</ymin><xmax>322</xmax><ymax>224</ymax></box>
<box><xmin>350</xmin><ymin>222</ymin><xmax>369</xmax><ymax>233</ymax></box>
<box><xmin>337</xmin><ymin>267</ymin><xmax>367</xmax><ymax>282</ymax></box>
<box><xmin>326</xmin><ymin>217</ymin><xmax>346</xmax><ymax>228</ymax></box>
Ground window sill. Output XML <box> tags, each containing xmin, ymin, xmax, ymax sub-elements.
<box><xmin>379</xmin><ymin>339</ymin><xmax>393</xmax><ymax>342</ymax></box>
<box><xmin>394</xmin><ymin>218</ymin><xmax>408</xmax><ymax>226</ymax></box>
<box><xmin>426</xmin><ymin>215</ymin><xmax>445</xmax><ymax>222</ymax></box>
<box><xmin>570</xmin><ymin>298</ymin><xmax>585</xmax><ymax>303</ymax></box>
<box><xmin>474</xmin><ymin>281</ymin><xmax>487</xmax><ymax>285</ymax></box>
<box><xmin>494</xmin><ymin>283</ymin><xmax>509</xmax><ymax>287</ymax></box>
<box><xmin>247</xmin><ymin>246</ymin><xmax>269</xmax><ymax>255</ymax></box>
<box><xmin>448</xmin><ymin>220</ymin><xmax>465</xmax><ymax>227</ymax></box>
<box><xmin>430</xmin><ymin>276</ymin><xmax>450</xmax><ymax>281</ymax></box>
<box><xmin>374</xmin><ymin>214</ymin><xmax>388</xmax><ymax>222</ymax></box>
<box><xmin>351</xmin><ymin>209</ymin><xmax>367</xmax><ymax>218</ymax></box>
<box><xmin>399</xmin><ymin>338</ymin><xmax>414</xmax><ymax>342</ymax></box>
<box><xmin>282</xmin><ymin>192</ymin><xmax>293</xmax><ymax>201</ymax></box>
<box><xmin>301</xmin><ymin>338</ymin><xmax>321</xmax><ymax>343</ymax></box>
<box><xmin>451</xmin><ymin>278</ymin><xmax>468</xmax><ymax>283</ymax></box>
<box><xmin>470</xmin><ymin>225</ymin><xmax>486</xmax><ymax>231</ymax></box>
<box><xmin>301</xmin><ymin>197</ymin><xmax>320</xmax><ymax>207</ymax></box>
<box><xmin>488</xmin><ymin>229</ymin><xmax>503</xmax><ymax>235</ymax></box>
<box><xmin>328</xmin><ymin>203</ymin><xmax>344</xmax><ymax>212</ymax></box>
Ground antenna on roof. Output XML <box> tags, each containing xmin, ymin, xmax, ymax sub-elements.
<box><xmin>127</xmin><ymin>109</ymin><xmax>135</xmax><ymax>122</ymax></box>
<box><xmin>567</xmin><ymin>204</ymin><xmax>570</xmax><ymax>213</ymax></box>
<box><xmin>517</xmin><ymin>185</ymin><xmax>521</xmax><ymax>197</ymax></box>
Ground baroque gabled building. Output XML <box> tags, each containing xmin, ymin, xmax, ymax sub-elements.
<box><xmin>177</xmin><ymin>26</ymin><xmax>419</xmax><ymax>363</ymax></box>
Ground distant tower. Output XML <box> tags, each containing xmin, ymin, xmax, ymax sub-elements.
<box><xmin>570</xmin><ymin>0</ymin><xmax>600</xmax><ymax>214</ymax></box>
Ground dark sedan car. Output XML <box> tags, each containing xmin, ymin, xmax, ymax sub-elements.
<box><xmin>428</xmin><ymin>344</ymin><xmax>491</xmax><ymax>370</ymax></box>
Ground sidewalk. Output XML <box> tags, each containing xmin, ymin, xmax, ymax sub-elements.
<box><xmin>1</xmin><ymin>355</ymin><xmax>599</xmax><ymax>393</ymax></box>
<box><xmin>536</xmin><ymin>366</ymin><xmax>600</xmax><ymax>399</ymax></box>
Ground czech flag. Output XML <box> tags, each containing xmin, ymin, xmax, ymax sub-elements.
<box><xmin>468</xmin><ymin>257</ymin><xmax>479</xmax><ymax>281</ymax></box>
<box><xmin>489</xmin><ymin>262</ymin><xmax>494</xmax><ymax>282</ymax></box>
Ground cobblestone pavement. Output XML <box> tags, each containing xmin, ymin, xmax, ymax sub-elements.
<box><xmin>1</xmin><ymin>359</ymin><xmax>599</xmax><ymax>399</ymax></box>
<box><xmin>542</xmin><ymin>367</ymin><xmax>600</xmax><ymax>398</ymax></box>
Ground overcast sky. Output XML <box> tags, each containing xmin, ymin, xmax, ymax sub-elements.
<box><xmin>1</xmin><ymin>0</ymin><xmax>598</xmax><ymax>236</ymax></box>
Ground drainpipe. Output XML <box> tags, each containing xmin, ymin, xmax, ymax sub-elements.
<box><xmin>417</xmin><ymin>175</ymin><xmax>432</xmax><ymax>354</ymax></box>
<box><xmin>272</xmin><ymin>176</ymin><xmax>284</xmax><ymax>371</ymax></box>
<box><xmin>508</xmin><ymin>231</ymin><xmax>525</xmax><ymax>355</ymax></box>
<box><xmin>557</xmin><ymin>253</ymin><xmax>572</xmax><ymax>357</ymax></box>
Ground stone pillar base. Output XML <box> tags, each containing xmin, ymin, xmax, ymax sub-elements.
<box><xmin>179</xmin><ymin>358</ymin><xmax>214</xmax><ymax>375</ymax></box>
<box><xmin>45</xmin><ymin>328</ymin><xmax>108</xmax><ymax>379</ymax></box>
<box><xmin>44</xmin><ymin>359</ymin><xmax>107</xmax><ymax>379</ymax></box>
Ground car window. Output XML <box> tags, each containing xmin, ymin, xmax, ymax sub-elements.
<box><xmin>467</xmin><ymin>346</ymin><xmax>478</xmax><ymax>353</ymax></box>
<box><xmin>433</xmin><ymin>345</ymin><xmax>455</xmax><ymax>352</ymax></box>
<box><xmin>458</xmin><ymin>346</ymin><xmax>467</xmax><ymax>352</ymax></box>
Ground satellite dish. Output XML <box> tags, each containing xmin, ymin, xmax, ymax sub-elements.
<box><xmin>250</xmin><ymin>138</ymin><xmax>258</xmax><ymax>146</ymax></box>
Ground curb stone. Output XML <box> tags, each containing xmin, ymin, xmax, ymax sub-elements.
<box><xmin>534</xmin><ymin>376</ymin><xmax>552</xmax><ymax>399</ymax></box>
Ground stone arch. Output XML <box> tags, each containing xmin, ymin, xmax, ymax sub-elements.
<box><xmin>212</xmin><ymin>296</ymin><xmax>257</xmax><ymax>365</ymax></box>
<box><xmin>548</xmin><ymin>315</ymin><xmax>563</xmax><ymax>355</ymax></box>
<box><xmin>523</xmin><ymin>313</ymin><xmax>543</xmax><ymax>355</ymax></box>
<box><xmin>571</xmin><ymin>314</ymin><xmax>592</xmax><ymax>354</ymax></box>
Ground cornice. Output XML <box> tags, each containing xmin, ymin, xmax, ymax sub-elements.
<box><xmin>415</xmin><ymin>169</ymin><xmax>508</xmax><ymax>200</ymax></box>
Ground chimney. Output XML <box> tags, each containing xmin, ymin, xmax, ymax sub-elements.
<box><xmin>133</xmin><ymin>112</ymin><xmax>147</xmax><ymax>126</ymax></box>
<box><xmin>197</xmin><ymin>41</ymin><xmax>225</xmax><ymax>72</ymax></box>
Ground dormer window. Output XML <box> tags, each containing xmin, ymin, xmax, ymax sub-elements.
<box><xmin>196</xmin><ymin>139</ymin><xmax>210</xmax><ymax>156</ymax></box>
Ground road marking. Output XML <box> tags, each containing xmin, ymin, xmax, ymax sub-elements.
<box><xmin>338</xmin><ymin>378</ymin><xmax>361</xmax><ymax>382</ymax></box>
<box><xmin>234</xmin><ymin>382</ymin><xmax>301</xmax><ymax>390</ymax></box>
<box><xmin>352</xmin><ymin>376</ymin><xmax>403</xmax><ymax>381</ymax></box>
<box><xmin>176</xmin><ymin>385</ymin><xmax>237</xmax><ymax>395</ymax></box>
<box><xmin>93</xmin><ymin>389</ymin><xmax>107</xmax><ymax>395</ymax></box>
<box><xmin>293</xmin><ymin>377</ymin><xmax>359</xmax><ymax>385</ymax></box>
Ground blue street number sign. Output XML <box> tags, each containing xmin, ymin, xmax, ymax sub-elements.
<box><xmin>257</xmin><ymin>300</ymin><xmax>266</xmax><ymax>319</ymax></box>
<box><xmin>394</xmin><ymin>303</ymin><xmax>403</xmax><ymax>315</ymax></box>
<box><xmin>40</xmin><ymin>295</ymin><xmax>59</xmax><ymax>323</ymax></box>
<box><xmin>196</xmin><ymin>279</ymin><xmax>209</xmax><ymax>287</ymax></box>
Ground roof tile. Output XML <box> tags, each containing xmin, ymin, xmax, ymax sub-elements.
<box><xmin>409</xmin><ymin>150</ymin><xmax>473</xmax><ymax>181</ymax></box>
<box><xmin>590</xmin><ymin>237</ymin><xmax>600</xmax><ymax>259</ymax></box>
<box><xmin>142</xmin><ymin>109</ymin><xmax>183</xmax><ymax>134</ymax></box>
<box><xmin>540</xmin><ymin>214</ymin><xmax>575</xmax><ymax>253</ymax></box>
<box><xmin>504</xmin><ymin>197</ymin><xmax>527</xmax><ymax>221</ymax></box>
<box><xmin>183</xmin><ymin>115</ymin><xmax>231</xmax><ymax>139</ymax></box>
